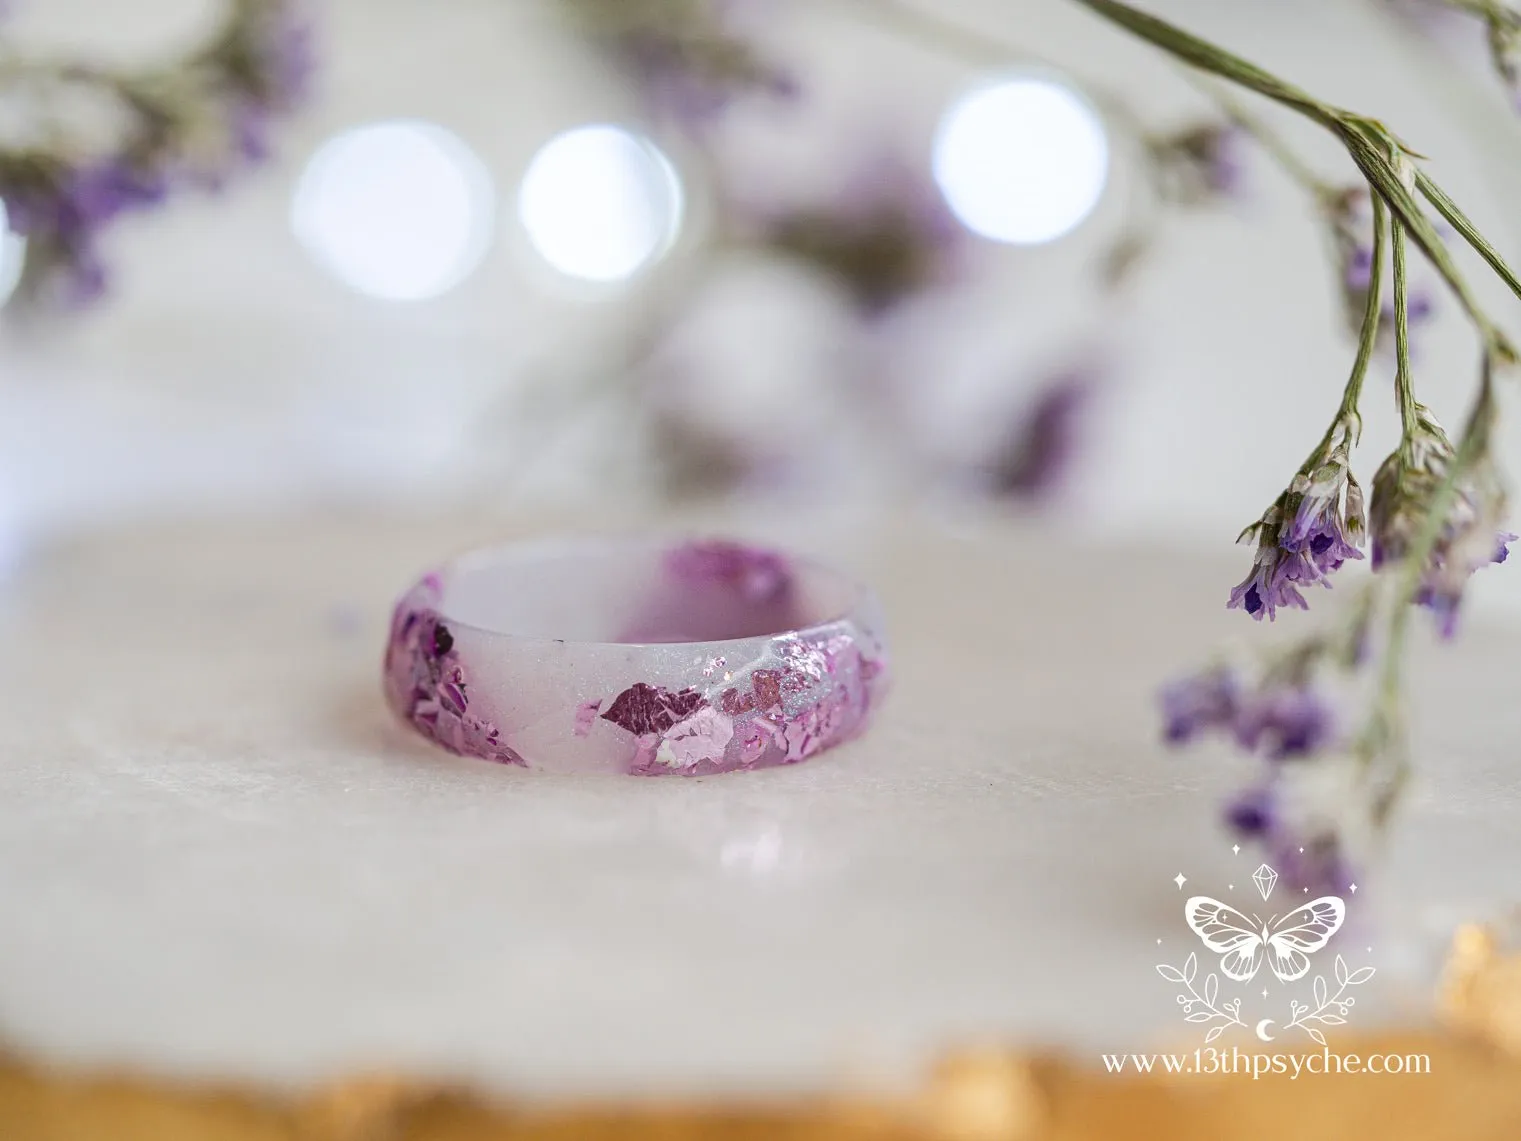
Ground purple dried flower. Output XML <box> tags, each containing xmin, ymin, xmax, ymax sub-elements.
<box><xmin>1229</xmin><ymin>418</ymin><xmax>1363</xmax><ymax>621</ymax></box>
<box><xmin>1222</xmin><ymin>785</ymin><xmax>1354</xmax><ymax>895</ymax></box>
<box><xmin>1159</xmin><ymin>666</ymin><xmax>1239</xmax><ymax>744</ymax></box>
<box><xmin>1227</xmin><ymin>538</ymin><xmax>1315</xmax><ymax>621</ymax></box>
<box><xmin>753</xmin><ymin>154</ymin><xmax>964</xmax><ymax>314</ymax></box>
<box><xmin>0</xmin><ymin>0</ymin><xmax>312</xmax><ymax>307</ymax></box>
<box><xmin>1150</xmin><ymin>122</ymin><xmax>1248</xmax><ymax>204</ymax></box>
<box><xmin>576</xmin><ymin>0</ymin><xmax>795</xmax><ymax>131</ymax></box>
<box><xmin>1225</xmin><ymin>786</ymin><xmax>1275</xmax><ymax>837</ymax></box>
<box><xmin>1234</xmin><ymin>686</ymin><xmax>1335</xmax><ymax>759</ymax></box>
<box><xmin>1370</xmin><ymin>407</ymin><xmax>1512</xmax><ymax>638</ymax></box>
<box><xmin>1161</xmin><ymin>665</ymin><xmax>1335</xmax><ymax>762</ymax></box>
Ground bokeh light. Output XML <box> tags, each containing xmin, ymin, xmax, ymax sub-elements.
<box><xmin>517</xmin><ymin>124</ymin><xmax>684</xmax><ymax>283</ymax></box>
<box><xmin>291</xmin><ymin>120</ymin><xmax>496</xmax><ymax>301</ymax></box>
<box><xmin>932</xmin><ymin>77</ymin><xmax>1109</xmax><ymax>246</ymax></box>
<box><xmin>0</xmin><ymin>203</ymin><xmax>25</xmax><ymax>307</ymax></box>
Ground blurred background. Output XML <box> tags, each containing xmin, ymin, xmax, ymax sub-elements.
<box><xmin>3</xmin><ymin>0</ymin><xmax>1521</xmax><ymax>604</ymax></box>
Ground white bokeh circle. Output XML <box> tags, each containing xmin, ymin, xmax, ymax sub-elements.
<box><xmin>291</xmin><ymin>120</ymin><xmax>496</xmax><ymax>301</ymax></box>
<box><xmin>933</xmin><ymin>78</ymin><xmax>1109</xmax><ymax>246</ymax></box>
<box><xmin>517</xmin><ymin>125</ymin><xmax>684</xmax><ymax>283</ymax></box>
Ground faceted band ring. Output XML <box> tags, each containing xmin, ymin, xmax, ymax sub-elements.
<box><xmin>383</xmin><ymin>537</ymin><xmax>890</xmax><ymax>775</ymax></box>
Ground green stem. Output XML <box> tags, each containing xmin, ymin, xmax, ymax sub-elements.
<box><xmin>1187</xmin><ymin>74</ymin><xmax>1333</xmax><ymax>197</ymax></box>
<box><xmin>841</xmin><ymin>0</ymin><xmax>1148</xmax><ymax>136</ymax></box>
<box><xmin>1415</xmin><ymin>169</ymin><xmax>1521</xmax><ymax>352</ymax></box>
<box><xmin>1068</xmin><ymin>0</ymin><xmax>1337</xmax><ymax>123</ymax></box>
<box><xmin>1338</xmin><ymin>196</ymin><xmax>1388</xmax><ymax>435</ymax></box>
<box><xmin>1391</xmin><ymin>218</ymin><xmax>1421</xmax><ymax>447</ymax></box>
<box><xmin>1295</xmin><ymin>197</ymin><xmax>1385</xmax><ymax>470</ymax></box>
<box><xmin>1070</xmin><ymin>0</ymin><xmax>1521</xmax><ymax>333</ymax></box>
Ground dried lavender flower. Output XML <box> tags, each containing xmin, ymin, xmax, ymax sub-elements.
<box><xmin>1160</xmin><ymin>663</ymin><xmax>1337</xmax><ymax>762</ymax></box>
<box><xmin>1229</xmin><ymin>416</ymin><xmax>1365</xmax><ymax>621</ymax></box>
<box><xmin>1369</xmin><ymin>405</ymin><xmax>1512</xmax><ymax>636</ymax></box>
<box><xmin>1147</xmin><ymin>121</ymin><xmax>1247</xmax><ymax>205</ymax></box>
<box><xmin>564</xmin><ymin>0</ymin><xmax>795</xmax><ymax>130</ymax></box>
<box><xmin>755</xmin><ymin>156</ymin><xmax>963</xmax><ymax>315</ymax></box>
<box><xmin>1482</xmin><ymin>4</ymin><xmax>1521</xmax><ymax>108</ymax></box>
<box><xmin>0</xmin><ymin>0</ymin><xmax>312</xmax><ymax>306</ymax></box>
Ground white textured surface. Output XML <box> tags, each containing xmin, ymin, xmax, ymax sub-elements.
<box><xmin>1</xmin><ymin>513</ymin><xmax>1519</xmax><ymax>1096</ymax></box>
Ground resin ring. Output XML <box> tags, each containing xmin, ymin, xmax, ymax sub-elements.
<box><xmin>383</xmin><ymin>537</ymin><xmax>890</xmax><ymax>775</ymax></box>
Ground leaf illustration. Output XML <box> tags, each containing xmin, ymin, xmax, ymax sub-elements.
<box><xmin>1313</xmin><ymin>975</ymin><xmax>1328</xmax><ymax>1009</ymax></box>
<box><xmin>1335</xmin><ymin>954</ymin><xmax>1349</xmax><ymax>987</ymax></box>
<box><xmin>1185</xmin><ymin>1011</ymin><xmax>1213</xmax><ymax>1023</ymax></box>
<box><xmin>1184</xmin><ymin>952</ymin><xmax>1198</xmax><ymax>985</ymax></box>
<box><xmin>1318</xmin><ymin>1015</ymin><xmax>1347</xmax><ymax>1026</ymax></box>
<box><xmin>1204</xmin><ymin>973</ymin><xmax>1218</xmax><ymax>1006</ymax></box>
<box><xmin>1205</xmin><ymin>1025</ymin><xmax>1225</xmax><ymax>1044</ymax></box>
<box><xmin>1157</xmin><ymin>964</ymin><xmax>1186</xmax><ymax>983</ymax></box>
<box><xmin>1307</xmin><ymin>1028</ymin><xmax>1327</xmax><ymax>1046</ymax></box>
<box><xmin>1346</xmin><ymin>966</ymin><xmax>1376</xmax><ymax>985</ymax></box>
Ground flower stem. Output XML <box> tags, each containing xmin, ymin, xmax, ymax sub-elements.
<box><xmin>1340</xmin><ymin>196</ymin><xmax>1388</xmax><ymax>432</ymax></box>
<box><xmin>1069</xmin><ymin>0</ymin><xmax>1521</xmax><ymax>340</ymax></box>
<box><xmin>1391</xmin><ymin>219</ymin><xmax>1421</xmax><ymax>448</ymax></box>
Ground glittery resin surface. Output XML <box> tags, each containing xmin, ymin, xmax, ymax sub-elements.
<box><xmin>382</xmin><ymin>539</ymin><xmax>889</xmax><ymax>775</ymax></box>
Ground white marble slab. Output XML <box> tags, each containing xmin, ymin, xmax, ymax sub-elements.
<box><xmin>0</xmin><ymin>513</ymin><xmax>1515</xmax><ymax>1096</ymax></box>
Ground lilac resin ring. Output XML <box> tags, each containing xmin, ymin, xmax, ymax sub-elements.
<box><xmin>383</xmin><ymin>537</ymin><xmax>889</xmax><ymax>775</ymax></box>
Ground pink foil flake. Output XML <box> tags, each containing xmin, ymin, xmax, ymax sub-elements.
<box><xmin>652</xmin><ymin>707</ymin><xmax>735</xmax><ymax>771</ymax></box>
<box><xmin>383</xmin><ymin>580</ymin><xmax>526</xmax><ymax>767</ymax></box>
<box><xmin>573</xmin><ymin>699</ymin><xmax>602</xmax><ymax>737</ymax></box>
<box><xmin>781</xmin><ymin>685</ymin><xmax>851</xmax><ymax>763</ymax></box>
<box><xmin>600</xmin><ymin>682</ymin><xmax>707</xmax><ymax>736</ymax></box>
<box><xmin>665</xmin><ymin>539</ymin><xmax>793</xmax><ymax>604</ymax></box>
<box><xmin>737</xmin><ymin>719</ymin><xmax>779</xmax><ymax>765</ymax></box>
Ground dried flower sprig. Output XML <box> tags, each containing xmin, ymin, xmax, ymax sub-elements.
<box><xmin>1411</xmin><ymin>0</ymin><xmax>1521</xmax><ymax>108</ymax></box>
<box><xmin>1058</xmin><ymin>0</ymin><xmax>1518</xmax><ymax>879</ymax></box>
<box><xmin>559</xmin><ymin>0</ymin><xmax>795</xmax><ymax>130</ymax></box>
<box><xmin>0</xmin><ymin>0</ymin><xmax>311</xmax><ymax>306</ymax></box>
<box><xmin>1229</xmin><ymin>195</ymin><xmax>1386</xmax><ymax>622</ymax></box>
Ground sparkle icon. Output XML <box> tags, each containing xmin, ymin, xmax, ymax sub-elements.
<box><xmin>1174</xmin><ymin>873</ymin><xmax>1188</xmax><ymax>890</ymax></box>
<box><xmin>1252</xmin><ymin>863</ymin><xmax>1278</xmax><ymax>901</ymax></box>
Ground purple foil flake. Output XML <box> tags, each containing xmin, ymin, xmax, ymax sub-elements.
<box><xmin>665</xmin><ymin>540</ymin><xmax>793</xmax><ymax>604</ymax></box>
<box><xmin>600</xmin><ymin>682</ymin><xmax>708</xmax><ymax>737</ymax></box>
<box><xmin>780</xmin><ymin>686</ymin><xmax>851</xmax><ymax>763</ymax></box>
<box><xmin>573</xmin><ymin>699</ymin><xmax>602</xmax><ymax>737</ymax></box>
<box><xmin>383</xmin><ymin>583</ymin><xmax>525</xmax><ymax>767</ymax></box>
<box><xmin>719</xmin><ymin>668</ymin><xmax>785</xmax><ymax>717</ymax></box>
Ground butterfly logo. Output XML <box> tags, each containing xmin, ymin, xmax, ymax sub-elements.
<box><xmin>1184</xmin><ymin>895</ymin><xmax>1345</xmax><ymax>983</ymax></box>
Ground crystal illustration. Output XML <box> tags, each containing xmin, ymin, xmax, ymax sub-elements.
<box><xmin>1252</xmin><ymin>863</ymin><xmax>1278</xmax><ymax>902</ymax></box>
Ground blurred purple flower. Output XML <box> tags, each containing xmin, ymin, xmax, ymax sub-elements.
<box><xmin>1160</xmin><ymin>665</ymin><xmax>1239</xmax><ymax>744</ymax></box>
<box><xmin>1150</xmin><ymin>122</ymin><xmax>1248</xmax><ymax>205</ymax></box>
<box><xmin>1233</xmin><ymin>686</ymin><xmax>1335</xmax><ymax>759</ymax></box>
<box><xmin>986</xmin><ymin>374</ymin><xmax>1094</xmax><ymax>500</ymax></box>
<box><xmin>1224</xmin><ymin>785</ymin><xmax>1353</xmax><ymax>896</ymax></box>
<box><xmin>0</xmin><ymin>1</ymin><xmax>313</xmax><ymax>307</ymax></box>
<box><xmin>1160</xmin><ymin>666</ymin><xmax>1336</xmax><ymax>763</ymax></box>
<box><xmin>1370</xmin><ymin>410</ymin><xmax>1513</xmax><ymax>639</ymax></box>
<box><xmin>755</xmin><ymin>156</ymin><xmax>964</xmax><ymax>315</ymax></box>
<box><xmin>1230</xmin><ymin>419</ymin><xmax>1364</xmax><ymax>622</ymax></box>
<box><xmin>573</xmin><ymin>0</ymin><xmax>795</xmax><ymax>131</ymax></box>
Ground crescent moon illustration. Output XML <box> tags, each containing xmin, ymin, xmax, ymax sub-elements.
<box><xmin>1255</xmin><ymin>1019</ymin><xmax>1276</xmax><ymax>1042</ymax></box>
